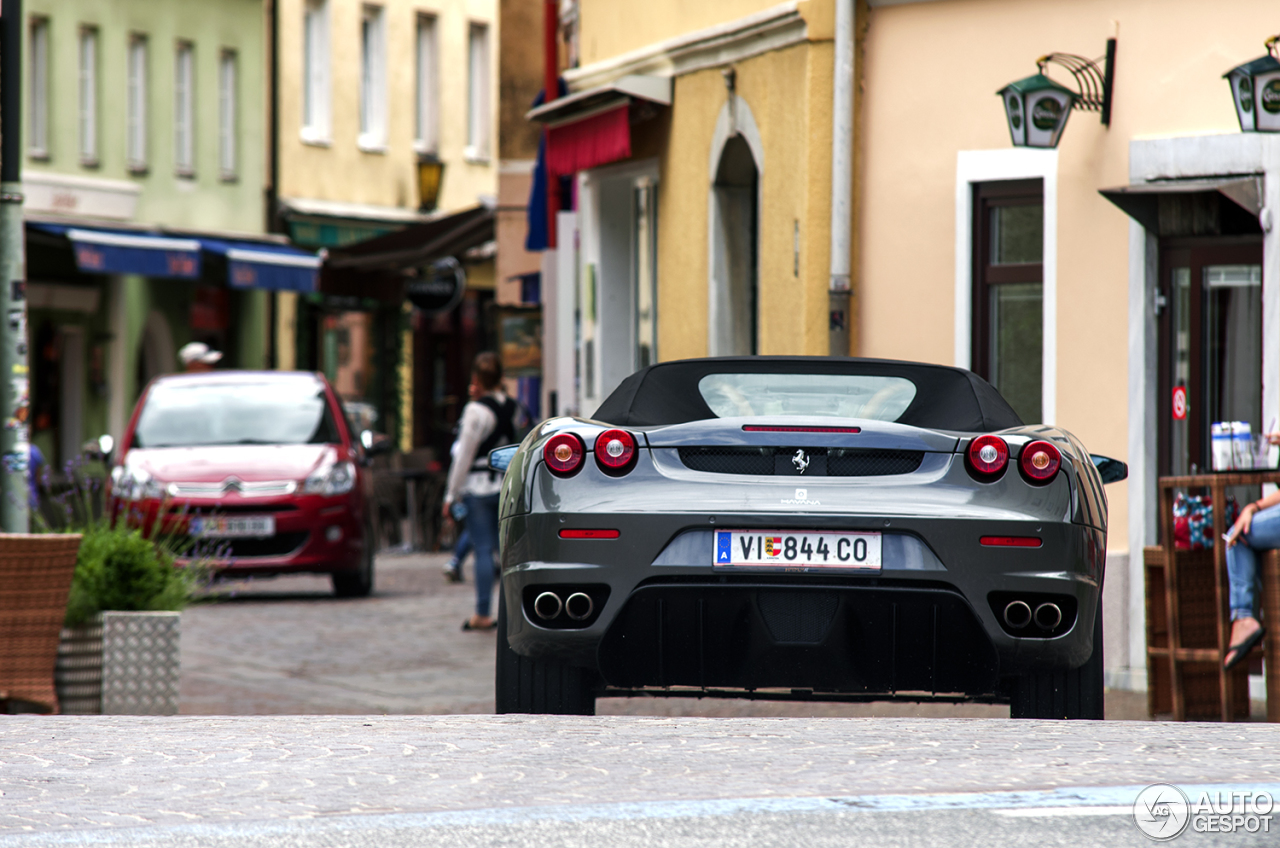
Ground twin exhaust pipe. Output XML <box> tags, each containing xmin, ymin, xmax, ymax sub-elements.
<box><xmin>1003</xmin><ymin>600</ymin><xmax>1062</xmax><ymax>632</ymax></box>
<box><xmin>534</xmin><ymin>590</ymin><xmax>594</xmax><ymax>622</ymax></box>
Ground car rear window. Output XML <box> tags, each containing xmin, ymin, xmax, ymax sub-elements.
<box><xmin>697</xmin><ymin>373</ymin><xmax>917</xmax><ymax>421</ymax></box>
<box><xmin>133</xmin><ymin>381</ymin><xmax>342</xmax><ymax>448</ymax></box>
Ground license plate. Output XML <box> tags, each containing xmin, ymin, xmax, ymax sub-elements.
<box><xmin>714</xmin><ymin>529</ymin><xmax>881</xmax><ymax>571</ymax></box>
<box><xmin>189</xmin><ymin>515</ymin><xmax>276</xmax><ymax>539</ymax></box>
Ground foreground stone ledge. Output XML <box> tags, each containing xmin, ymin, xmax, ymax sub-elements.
<box><xmin>0</xmin><ymin>716</ymin><xmax>1277</xmax><ymax>835</ymax></box>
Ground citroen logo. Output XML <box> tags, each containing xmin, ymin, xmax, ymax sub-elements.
<box><xmin>223</xmin><ymin>477</ymin><xmax>243</xmax><ymax>493</ymax></box>
<box><xmin>792</xmin><ymin>449</ymin><xmax>810</xmax><ymax>474</ymax></box>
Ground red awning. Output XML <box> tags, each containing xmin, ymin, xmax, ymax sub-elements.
<box><xmin>547</xmin><ymin>105</ymin><xmax>631</xmax><ymax>176</ymax></box>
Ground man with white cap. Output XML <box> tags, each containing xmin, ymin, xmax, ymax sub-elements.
<box><xmin>179</xmin><ymin>341</ymin><xmax>223</xmax><ymax>373</ymax></box>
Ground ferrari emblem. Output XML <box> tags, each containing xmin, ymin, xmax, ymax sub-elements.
<box><xmin>792</xmin><ymin>449</ymin><xmax>810</xmax><ymax>474</ymax></box>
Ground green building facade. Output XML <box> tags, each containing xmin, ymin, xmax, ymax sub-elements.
<box><xmin>21</xmin><ymin>0</ymin><xmax>269</xmax><ymax>471</ymax></box>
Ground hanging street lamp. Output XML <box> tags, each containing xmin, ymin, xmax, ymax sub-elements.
<box><xmin>998</xmin><ymin>39</ymin><xmax>1116</xmax><ymax>149</ymax></box>
<box><xmin>998</xmin><ymin>74</ymin><xmax>1077</xmax><ymax>148</ymax></box>
<box><xmin>416</xmin><ymin>153</ymin><xmax>446</xmax><ymax>213</ymax></box>
<box><xmin>1224</xmin><ymin>36</ymin><xmax>1280</xmax><ymax>133</ymax></box>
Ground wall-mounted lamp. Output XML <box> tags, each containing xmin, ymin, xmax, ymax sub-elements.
<box><xmin>1225</xmin><ymin>36</ymin><xmax>1280</xmax><ymax>133</ymax></box>
<box><xmin>998</xmin><ymin>39</ymin><xmax>1116</xmax><ymax>148</ymax></box>
<box><xmin>417</xmin><ymin>153</ymin><xmax>445</xmax><ymax>213</ymax></box>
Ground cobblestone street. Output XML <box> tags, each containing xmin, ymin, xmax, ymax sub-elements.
<box><xmin>182</xmin><ymin>551</ymin><xmax>1151</xmax><ymax>719</ymax></box>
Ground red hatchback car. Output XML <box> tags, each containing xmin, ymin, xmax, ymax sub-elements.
<box><xmin>109</xmin><ymin>371</ymin><xmax>382</xmax><ymax>597</ymax></box>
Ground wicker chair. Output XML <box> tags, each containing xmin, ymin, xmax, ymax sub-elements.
<box><xmin>0</xmin><ymin>534</ymin><xmax>82</xmax><ymax>713</ymax></box>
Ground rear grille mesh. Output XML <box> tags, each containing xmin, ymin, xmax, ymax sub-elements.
<box><xmin>678</xmin><ymin>447</ymin><xmax>773</xmax><ymax>475</ymax></box>
<box><xmin>677</xmin><ymin>446</ymin><xmax>924</xmax><ymax>476</ymax></box>
<box><xmin>827</xmin><ymin>449</ymin><xmax>923</xmax><ymax>476</ymax></box>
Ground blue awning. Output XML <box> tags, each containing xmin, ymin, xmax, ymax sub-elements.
<box><xmin>30</xmin><ymin>223</ymin><xmax>202</xmax><ymax>278</ymax></box>
<box><xmin>202</xmin><ymin>240</ymin><xmax>320</xmax><ymax>293</ymax></box>
<box><xmin>27</xmin><ymin>223</ymin><xmax>320</xmax><ymax>291</ymax></box>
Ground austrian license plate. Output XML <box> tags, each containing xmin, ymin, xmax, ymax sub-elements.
<box><xmin>713</xmin><ymin>529</ymin><xmax>881</xmax><ymax>571</ymax></box>
<box><xmin>189</xmin><ymin>515</ymin><xmax>276</xmax><ymax>539</ymax></box>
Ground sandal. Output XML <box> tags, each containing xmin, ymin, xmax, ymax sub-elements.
<box><xmin>462</xmin><ymin>617</ymin><xmax>497</xmax><ymax>631</ymax></box>
<box><xmin>1223</xmin><ymin>625</ymin><xmax>1266</xmax><ymax>670</ymax></box>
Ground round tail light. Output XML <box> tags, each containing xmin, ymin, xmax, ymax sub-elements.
<box><xmin>1020</xmin><ymin>440</ymin><xmax>1062</xmax><ymax>483</ymax></box>
<box><xmin>594</xmin><ymin>429</ymin><xmax>637</xmax><ymax>475</ymax></box>
<box><xmin>968</xmin><ymin>434</ymin><xmax>1009</xmax><ymax>478</ymax></box>
<box><xmin>543</xmin><ymin>433</ymin><xmax>585</xmax><ymax>477</ymax></box>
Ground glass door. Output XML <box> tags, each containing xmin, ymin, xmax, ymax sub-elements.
<box><xmin>1159</xmin><ymin>240</ymin><xmax>1264</xmax><ymax>475</ymax></box>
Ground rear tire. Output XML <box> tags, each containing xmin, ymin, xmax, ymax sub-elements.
<box><xmin>495</xmin><ymin>591</ymin><xmax>596</xmax><ymax>715</ymax></box>
<box><xmin>1010</xmin><ymin>599</ymin><xmax>1104</xmax><ymax>719</ymax></box>
<box><xmin>331</xmin><ymin>524</ymin><xmax>375</xmax><ymax>598</ymax></box>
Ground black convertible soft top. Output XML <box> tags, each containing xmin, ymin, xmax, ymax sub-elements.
<box><xmin>593</xmin><ymin>356</ymin><xmax>1024</xmax><ymax>432</ymax></box>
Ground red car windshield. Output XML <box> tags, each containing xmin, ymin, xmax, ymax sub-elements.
<box><xmin>132</xmin><ymin>380</ymin><xmax>342</xmax><ymax>448</ymax></box>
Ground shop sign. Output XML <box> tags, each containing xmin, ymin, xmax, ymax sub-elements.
<box><xmin>406</xmin><ymin>257</ymin><xmax>466</xmax><ymax>314</ymax></box>
<box><xmin>1172</xmin><ymin>385</ymin><xmax>1187</xmax><ymax>421</ymax></box>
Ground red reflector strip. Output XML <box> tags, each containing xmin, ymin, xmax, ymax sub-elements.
<box><xmin>741</xmin><ymin>425</ymin><xmax>862</xmax><ymax>433</ymax></box>
<box><xmin>558</xmin><ymin>529</ymin><xmax>621</xmax><ymax>539</ymax></box>
<box><xmin>980</xmin><ymin>536</ymin><xmax>1043</xmax><ymax>548</ymax></box>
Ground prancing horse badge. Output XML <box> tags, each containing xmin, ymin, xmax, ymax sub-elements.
<box><xmin>791</xmin><ymin>449</ymin><xmax>810</xmax><ymax>474</ymax></box>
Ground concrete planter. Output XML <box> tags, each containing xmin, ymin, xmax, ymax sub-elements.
<box><xmin>55</xmin><ymin>612</ymin><xmax>181</xmax><ymax>715</ymax></box>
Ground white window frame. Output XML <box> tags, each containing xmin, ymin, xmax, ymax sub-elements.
<box><xmin>79</xmin><ymin>27</ymin><xmax>99</xmax><ymax>166</ymax></box>
<box><xmin>466</xmin><ymin>22</ymin><xmax>491</xmax><ymax>162</ymax></box>
<box><xmin>174</xmin><ymin>41</ymin><xmax>195</xmax><ymax>176</ymax></box>
<box><xmin>127</xmin><ymin>34</ymin><xmax>149</xmax><ymax>173</ymax></box>
<box><xmin>28</xmin><ymin>17</ymin><xmax>49</xmax><ymax>159</ymax></box>
<box><xmin>954</xmin><ymin>148</ymin><xmax>1058</xmax><ymax>425</ymax></box>
<box><xmin>218</xmin><ymin>50</ymin><xmax>238</xmax><ymax>180</ymax></box>
<box><xmin>358</xmin><ymin>5</ymin><xmax>387</xmax><ymax>152</ymax></box>
<box><xmin>301</xmin><ymin>0</ymin><xmax>331</xmax><ymax>145</ymax></box>
<box><xmin>414</xmin><ymin>14</ymin><xmax>438</xmax><ymax>154</ymax></box>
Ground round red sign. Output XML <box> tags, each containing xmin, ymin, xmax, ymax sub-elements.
<box><xmin>1172</xmin><ymin>386</ymin><xmax>1187</xmax><ymax>421</ymax></box>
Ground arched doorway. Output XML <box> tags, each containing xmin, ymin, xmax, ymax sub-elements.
<box><xmin>708</xmin><ymin>94</ymin><xmax>763</xmax><ymax>357</ymax></box>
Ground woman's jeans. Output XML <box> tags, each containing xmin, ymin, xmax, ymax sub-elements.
<box><xmin>1227</xmin><ymin>503</ymin><xmax>1280</xmax><ymax>620</ymax></box>
<box><xmin>451</xmin><ymin>528</ymin><xmax>472</xmax><ymax>564</ymax></box>
<box><xmin>463</xmin><ymin>493</ymin><xmax>501</xmax><ymax>617</ymax></box>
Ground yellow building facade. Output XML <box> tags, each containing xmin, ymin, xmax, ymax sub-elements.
<box><xmin>541</xmin><ymin>0</ymin><xmax>856</xmax><ymax>415</ymax></box>
<box><xmin>273</xmin><ymin>0</ymin><xmax>499</xmax><ymax>450</ymax></box>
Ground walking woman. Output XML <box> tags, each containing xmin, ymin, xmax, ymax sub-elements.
<box><xmin>442</xmin><ymin>353</ymin><xmax>518</xmax><ymax>631</ymax></box>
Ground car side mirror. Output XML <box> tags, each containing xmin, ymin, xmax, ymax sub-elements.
<box><xmin>489</xmin><ymin>445</ymin><xmax>518</xmax><ymax>472</ymax></box>
<box><xmin>1091</xmin><ymin>454</ymin><xmax>1128</xmax><ymax>484</ymax></box>
<box><xmin>361</xmin><ymin>430</ymin><xmax>393</xmax><ymax>457</ymax></box>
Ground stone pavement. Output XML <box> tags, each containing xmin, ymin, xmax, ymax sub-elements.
<box><xmin>181</xmin><ymin>552</ymin><xmax>1159</xmax><ymax>719</ymax></box>
<box><xmin>0</xmin><ymin>715</ymin><xmax>1278</xmax><ymax>843</ymax></box>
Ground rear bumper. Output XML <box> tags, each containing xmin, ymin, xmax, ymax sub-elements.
<box><xmin>500</xmin><ymin>511</ymin><xmax>1105</xmax><ymax>698</ymax></box>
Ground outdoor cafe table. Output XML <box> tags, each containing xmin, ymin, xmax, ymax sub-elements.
<box><xmin>1146</xmin><ymin>470</ymin><xmax>1280</xmax><ymax>722</ymax></box>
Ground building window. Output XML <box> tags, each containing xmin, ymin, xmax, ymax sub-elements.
<box><xmin>358</xmin><ymin>5</ymin><xmax>386</xmax><ymax>151</ymax></box>
<box><xmin>28</xmin><ymin>17</ymin><xmax>49</xmax><ymax>159</ymax></box>
<box><xmin>219</xmin><ymin>51</ymin><xmax>238</xmax><ymax>180</ymax></box>
<box><xmin>466</xmin><ymin>22</ymin><xmax>490</xmax><ymax>160</ymax></box>
<box><xmin>79</xmin><ymin>27</ymin><xmax>99</xmax><ymax>166</ymax></box>
<box><xmin>174</xmin><ymin>42</ymin><xmax>195</xmax><ymax>176</ymax></box>
<box><xmin>127</xmin><ymin>34</ymin><xmax>149</xmax><ymax>173</ymax></box>
<box><xmin>414</xmin><ymin>14</ymin><xmax>438</xmax><ymax>154</ymax></box>
<box><xmin>302</xmin><ymin>0</ymin><xmax>330</xmax><ymax>143</ymax></box>
<box><xmin>972</xmin><ymin>179</ymin><xmax>1043</xmax><ymax>424</ymax></box>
